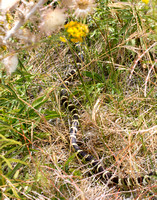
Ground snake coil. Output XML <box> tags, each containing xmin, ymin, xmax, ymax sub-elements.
<box><xmin>60</xmin><ymin>45</ymin><xmax>156</xmax><ymax>188</ymax></box>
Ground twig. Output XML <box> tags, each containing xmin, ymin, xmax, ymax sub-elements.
<box><xmin>3</xmin><ymin>0</ymin><xmax>47</xmax><ymax>43</ymax></box>
<box><xmin>41</xmin><ymin>0</ymin><xmax>58</xmax><ymax>10</ymax></box>
<box><xmin>129</xmin><ymin>42</ymin><xmax>157</xmax><ymax>79</ymax></box>
<box><xmin>144</xmin><ymin>62</ymin><xmax>156</xmax><ymax>97</ymax></box>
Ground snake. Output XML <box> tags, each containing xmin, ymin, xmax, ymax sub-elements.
<box><xmin>60</xmin><ymin>45</ymin><xmax>156</xmax><ymax>188</ymax></box>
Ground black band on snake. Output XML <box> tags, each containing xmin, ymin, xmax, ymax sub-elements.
<box><xmin>60</xmin><ymin>45</ymin><xmax>156</xmax><ymax>188</ymax></box>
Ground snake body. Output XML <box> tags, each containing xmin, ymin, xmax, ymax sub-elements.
<box><xmin>60</xmin><ymin>46</ymin><xmax>156</xmax><ymax>188</ymax></box>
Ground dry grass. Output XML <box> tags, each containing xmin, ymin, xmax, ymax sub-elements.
<box><xmin>22</xmin><ymin>40</ymin><xmax>157</xmax><ymax>200</ymax></box>
<box><xmin>1</xmin><ymin>1</ymin><xmax>156</xmax><ymax>199</ymax></box>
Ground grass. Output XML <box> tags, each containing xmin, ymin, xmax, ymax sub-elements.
<box><xmin>0</xmin><ymin>0</ymin><xmax>157</xmax><ymax>199</ymax></box>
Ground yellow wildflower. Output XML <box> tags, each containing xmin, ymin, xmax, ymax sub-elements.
<box><xmin>64</xmin><ymin>21</ymin><xmax>78</xmax><ymax>28</ymax></box>
<box><xmin>64</xmin><ymin>21</ymin><xmax>89</xmax><ymax>43</ymax></box>
<box><xmin>6</xmin><ymin>12</ymin><xmax>13</xmax><ymax>23</ymax></box>
<box><xmin>1</xmin><ymin>45</ymin><xmax>7</xmax><ymax>50</ymax></box>
<box><xmin>141</xmin><ymin>0</ymin><xmax>149</xmax><ymax>3</ymax></box>
<box><xmin>60</xmin><ymin>36</ymin><xmax>67</xmax><ymax>42</ymax></box>
<box><xmin>71</xmin><ymin>37</ymin><xmax>83</xmax><ymax>43</ymax></box>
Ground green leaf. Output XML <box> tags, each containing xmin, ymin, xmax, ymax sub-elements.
<box><xmin>64</xmin><ymin>153</ymin><xmax>77</xmax><ymax>173</ymax></box>
<box><xmin>6</xmin><ymin>175</ymin><xmax>21</xmax><ymax>198</ymax></box>
<box><xmin>7</xmin><ymin>158</ymin><xmax>28</xmax><ymax>166</ymax></box>
<box><xmin>7</xmin><ymin>155</ymin><xmax>29</xmax><ymax>178</ymax></box>
<box><xmin>44</xmin><ymin>110</ymin><xmax>60</xmax><ymax>120</ymax></box>
<box><xmin>31</xmin><ymin>96</ymin><xmax>48</xmax><ymax>109</ymax></box>
<box><xmin>4</xmin><ymin>146</ymin><xmax>21</xmax><ymax>157</ymax></box>
<box><xmin>0</xmin><ymin>142</ymin><xmax>20</xmax><ymax>150</ymax></box>
<box><xmin>0</xmin><ymin>84</ymin><xmax>25</xmax><ymax>106</ymax></box>
<box><xmin>83</xmin><ymin>71</ymin><xmax>103</xmax><ymax>82</ymax></box>
<box><xmin>0</xmin><ymin>135</ymin><xmax>22</xmax><ymax>146</ymax></box>
<box><xmin>0</xmin><ymin>155</ymin><xmax>13</xmax><ymax>169</ymax></box>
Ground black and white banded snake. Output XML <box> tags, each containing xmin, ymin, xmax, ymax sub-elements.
<box><xmin>59</xmin><ymin>44</ymin><xmax>156</xmax><ymax>189</ymax></box>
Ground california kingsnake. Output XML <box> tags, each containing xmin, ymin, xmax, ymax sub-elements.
<box><xmin>60</xmin><ymin>45</ymin><xmax>156</xmax><ymax>188</ymax></box>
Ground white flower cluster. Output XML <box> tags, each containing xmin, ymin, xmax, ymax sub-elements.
<box><xmin>71</xmin><ymin>0</ymin><xmax>96</xmax><ymax>17</ymax></box>
<box><xmin>61</xmin><ymin>0</ymin><xmax>96</xmax><ymax>17</ymax></box>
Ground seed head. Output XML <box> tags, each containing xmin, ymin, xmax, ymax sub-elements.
<box><xmin>3</xmin><ymin>54</ymin><xmax>18</xmax><ymax>75</ymax></box>
<box><xmin>0</xmin><ymin>0</ymin><xmax>19</xmax><ymax>11</ymax></box>
<box><xmin>39</xmin><ymin>8</ymin><xmax>66</xmax><ymax>36</ymax></box>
